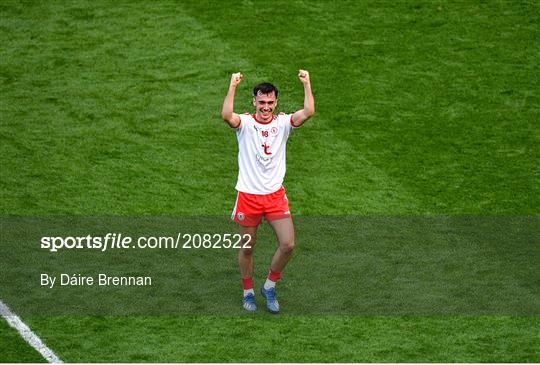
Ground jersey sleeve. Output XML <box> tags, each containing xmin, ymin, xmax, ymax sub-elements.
<box><xmin>234</xmin><ymin>113</ymin><xmax>253</xmax><ymax>134</ymax></box>
<box><xmin>281</xmin><ymin>114</ymin><xmax>297</xmax><ymax>133</ymax></box>
<box><xmin>235</xmin><ymin>113</ymin><xmax>250</xmax><ymax>133</ymax></box>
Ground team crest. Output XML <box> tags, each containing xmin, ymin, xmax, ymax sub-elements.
<box><xmin>270</xmin><ymin>127</ymin><xmax>278</xmax><ymax>136</ymax></box>
<box><xmin>237</xmin><ymin>212</ymin><xmax>245</xmax><ymax>221</ymax></box>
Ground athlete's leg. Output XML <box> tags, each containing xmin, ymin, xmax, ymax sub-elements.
<box><xmin>238</xmin><ymin>224</ymin><xmax>258</xmax><ymax>311</ymax></box>
<box><xmin>267</xmin><ymin>217</ymin><xmax>295</xmax><ymax>272</ymax></box>
<box><xmin>260</xmin><ymin>217</ymin><xmax>294</xmax><ymax>313</ymax></box>
<box><xmin>232</xmin><ymin>190</ymin><xmax>263</xmax><ymax>311</ymax></box>
<box><xmin>238</xmin><ymin>224</ymin><xmax>258</xmax><ymax>279</ymax></box>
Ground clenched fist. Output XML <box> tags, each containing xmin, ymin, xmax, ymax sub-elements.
<box><xmin>230</xmin><ymin>72</ymin><xmax>243</xmax><ymax>88</ymax></box>
<box><xmin>298</xmin><ymin>69</ymin><xmax>310</xmax><ymax>84</ymax></box>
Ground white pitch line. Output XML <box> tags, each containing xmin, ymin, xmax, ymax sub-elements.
<box><xmin>0</xmin><ymin>299</ymin><xmax>63</xmax><ymax>363</ymax></box>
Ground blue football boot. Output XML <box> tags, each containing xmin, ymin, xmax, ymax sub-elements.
<box><xmin>260</xmin><ymin>286</ymin><xmax>280</xmax><ymax>314</ymax></box>
<box><xmin>242</xmin><ymin>293</ymin><xmax>257</xmax><ymax>312</ymax></box>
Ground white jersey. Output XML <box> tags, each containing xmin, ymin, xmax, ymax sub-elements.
<box><xmin>234</xmin><ymin>113</ymin><xmax>297</xmax><ymax>194</ymax></box>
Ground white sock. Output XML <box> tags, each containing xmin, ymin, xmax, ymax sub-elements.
<box><xmin>243</xmin><ymin>288</ymin><xmax>254</xmax><ymax>297</ymax></box>
<box><xmin>263</xmin><ymin>279</ymin><xmax>276</xmax><ymax>290</ymax></box>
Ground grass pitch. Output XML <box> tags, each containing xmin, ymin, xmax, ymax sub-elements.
<box><xmin>1</xmin><ymin>0</ymin><xmax>539</xmax><ymax>362</ymax></box>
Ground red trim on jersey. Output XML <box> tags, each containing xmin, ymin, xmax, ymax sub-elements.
<box><xmin>290</xmin><ymin>114</ymin><xmax>301</xmax><ymax>128</ymax></box>
<box><xmin>252</xmin><ymin>113</ymin><xmax>276</xmax><ymax>125</ymax></box>
<box><xmin>228</xmin><ymin>114</ymin><xmax>244</xmax><ymax>129</ymax></box>
<box><xmin>231</xmin><ymin>119</ymin><xmax>241</xmax><ymax>129</ymax></box>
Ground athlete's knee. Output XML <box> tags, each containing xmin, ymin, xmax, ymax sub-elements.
<box><xmin>279</xmin><ymin>239</ymin><xmax>295</xmax><ymax>254</ymax></box>
<box><xmin>241</xmin><ymin>244</ymin><xmax>255</xmax><ymax>256</ymax></box>
<box><xmin>240</xmin><ymin>234</ymin><xmax>256</xmax><ymax>255</ymax></box>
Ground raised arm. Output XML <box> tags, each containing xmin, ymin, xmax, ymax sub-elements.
<box><xmin>221</xmin><ymin>72</ymin><xmax>243</xmax><ymax>128</ymax></box>
<box><xmin>291</xmin><ymin>70</ymin><xmax>315</xmax><ymax>127</ymax></box>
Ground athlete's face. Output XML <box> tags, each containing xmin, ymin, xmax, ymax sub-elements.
<box><xmin>253</xmin><ymin>91</ymin><xmax>277</xmax><ymax>122</ymax></box>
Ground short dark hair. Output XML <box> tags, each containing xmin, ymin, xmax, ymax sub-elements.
<box><xmin>253</xmin><ymin>82</ymin><xmax>278</xmax><ymax>98</ymax></box>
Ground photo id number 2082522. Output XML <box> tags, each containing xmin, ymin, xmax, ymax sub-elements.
<box><xmin>182</xmin><ymin>233</ymin><xmax>251</xmax><ymax>249</ymax></box>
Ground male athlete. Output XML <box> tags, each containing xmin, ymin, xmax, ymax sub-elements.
<box><xmin>221</xmin><ymin>70</ymin><xmax>315</xmax><ymax>313</ymax></box>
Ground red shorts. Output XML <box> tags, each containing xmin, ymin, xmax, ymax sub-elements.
<box><xmin>231</xmin><ymin>187</ymin><xmax>291</xmax><ymax>227</ymax></box>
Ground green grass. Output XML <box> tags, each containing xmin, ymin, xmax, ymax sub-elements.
<box><xmin>1</xmin><ymin>0</ymin><xmax>539</xmax><ymax>362</ymax></box>
<box><xmin>23</xmin><ymin>316</ymin><xmax>540</xmax><ymax>362</ymax></box>
<box><xmin>0</xmin><ymin>320</ymin><xmax>45</xmax><ymax>362</ymax></box>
